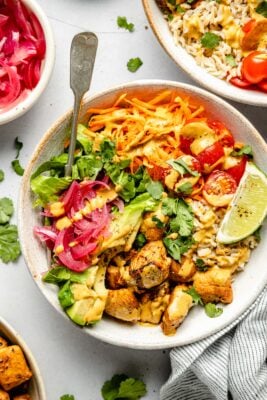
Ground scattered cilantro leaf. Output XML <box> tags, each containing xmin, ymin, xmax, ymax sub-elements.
<box><xmin>225</xmin><ymin>54</ymin><xmax>237</xmax><ymax>67</ymax></box>
<box><xmin>163</xmin><ymin>236</ymin><xmax>194</xmax><ymax>262</ymax></box>
<box><xmin>167</xmin><ymin>158</ymin><xmax>199</xmax><ymax>177</ymax></box>
<box><xmin>133</xmin><ymin>233</ymin><xmax>147</xmax><ymax>249</ymax></box>
<box><xmin>253</xmin><ymin>226</ymin><xmax>261</xmax><ymax>242</ymax></box>
<box><xmin>185</xmin><ymin>287</ymin><xmax>203</xmax><ymax>305</ymax></box>
<box><xmin>169</xmin><ymin>199</ymin><xmax>194</xmax><ymax>237</ymax></box>
<box><xmin>167</xmin><ymin>0</ymin><xmax>176</xmax><ymax>5</ymax></box>
<box><xmin>14</xmin><ymin>137</ymin><xmax>23</xmax><ymax>159</ymax></box>
<box><xmin>101</xmin><ymin>374</ymin><xmax>146</xmax><ymax>400</ymax></box>
<box><xmin>205</xmin><ymin>303</ymin><xmax>223</xmax><ymax>318</ymax></box>
<box><xmin>152</xmin><ymin>216</ymin><xmax>165</xmax><ymax>228</ymax></box>
<box><xmin>127</xmin><ymin>57</ymin><xmax>143</xmax><ymax>73</ymax></box>
<box><xmin>11</xmin><ymin>159</ymin><xmax>24</xmax><ymax>176</ymax></box>
<box><xmin>100</xmin><ymin>139</ymin><xmax>116</xmax><ymax>163</ymax></box>
<box><xmin>201</xmin><ymin>32</ymin><xmax>221</xmax><ymax>49</ymax></box>
<box><xmin>176</xmin><ymin>5</ymin><xmax>186</xmax><ymax>13</ymax></box>
<box><xmin>230</xmin><ymin>145</ymin><xmax>253</xmax><ymax>158</ymax></box>
<box><xmin>0</xmin><ymin>198</ymin><xmax>14</xmax><ymax>224</ymax></box>
<box><xmin>117</xmin><ymin>16</ymin><xmax>135</xmax><ymax>32</ymax></box>
<box><xmin>256</xmin><ymin>1</ymin><xmax>267</xmax><ymax>17</ymax></box>
<box><xmin>60</xmin><ymin>395</ymin><xmax>75</xmax><ymax>400</ymax></box>
<box><xmin>0</xmin><ymin>170</ymin><xmax>4</xmax><ymax>182</ymax></box>
<box><xmin>195</xmin><ymin>258</ymin><xmax>208</xmax><ymax>272</ymax></box>
<box><xmin>162</xmin><ymin>197</ymin><xmax>177</xmax><ymax>216</ymax></box>
<box><xmin>167</xmin><ymin>14</ymin><xmax>174</xmax><ymax>21</ymax></box>
<box><xmin>176</xmin><ymin>182</ymin><xmax>193</xmax><ymax>195</ymax></box>
<box><xmin>146</xmin><ymin>180</ymin><xmax>163</xmax><ymax>200</ymax></box>
<box><xmin>0</xmin><ymin>224</ymin><xmax>21</xmax><ymax>263</ymax></box>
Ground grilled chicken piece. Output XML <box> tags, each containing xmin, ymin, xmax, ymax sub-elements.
<box><xmin>162</xmin><ymin>285</ymin><xmax>193</xmax><ymax>336</ymax></box>
<box><xmin>170</xmin><ymin>258</ymin><xmax>196</xmax><ymax>283</ymax></box>
<box><xmin>140</xmin><ymin>282</ymin><xmax>170</xmax><ymax>325</ymax></box>
<box><xmin>241</xmin><ymin>19</ymin><xmax>267</xmax><ymax>51</ymax></box>
<box><xmin>0</xmin><ymin>389</ymin><xmax>10</xmax><ymax>400</ymax></box>
<box><xmin>193</xmin><ymin>267</ymin><xmax>233</xmax><ymax>304</ymax></box>
<box><xmin>0</xmin><ymin>345</ymin><xmax>32</xmax><ymax>391</ymax></box>
<box><xmin>140</xmin><ymin>207</ymin><xmax>168</xmax><ymax>242</ymax></box>
<box><xmin>130</xmin><ymin>241</ymin><xmax>171</xmax><ymax>289</ymax></box>
<box><xmin>105</xmin><ymin>288</ymin><xmax>140</xmax><ymax>322</ymax></box>
<box><xmin>106</xmin><ymin>266</ymin><xmax>127</xmax><ymax>289</ymax></box>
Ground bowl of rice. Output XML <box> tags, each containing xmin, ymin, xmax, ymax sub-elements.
<box><xmin>143</xmin><ymin>0</ymin><xmax>267</xmax><ymax>107</ymax></box>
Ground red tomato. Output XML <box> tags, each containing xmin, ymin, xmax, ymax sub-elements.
<box><xmin>203</xmin><ymin>170</ymin><xmax>237</xmax><ymax>207</ymax></box>
<box><xmin>197</xmin><ymin>141</ymin><xmax>225</xmax><ymax>171</ymax></box>
<box><xmin>177</xmin><ymin>155</ymin><xmax>201</xmax><ymax>174</ymax></box>
<box><xmin>230</xmin><ymin>76</ymin><xmax>253</xmax><ymax>88</ymax></box>
<box><xmin>242</xmin><ymin>51</ymin><xmax>267</xmax><ymax>84</ymax></box>
<box><xmin>179</xmin><ymin>135</ymin><xmax>193</xmax><ymax>155</ymax></box>
<box><xmin>258</xmin><ymin>79</ymin><xmax>267</xmax><ymax>93</ymax></box>
<box><xmin>208</xmin><ymin>120</ymin><xmax>235</xmax><ymax>147</ymax></box>
<box><xmin>148</xmin><ymin>163</ymin><xmax>171</xmax><ymax>183</ymax></box>
<box><xmin>242</xmin><ymin>19</ymin><xmax>256</xmax><ymax>33</ymax></box>
<box><xmin>225</xmin><ymin>157</ymin><xmax>247</xmax><ymax>184</ymax></box>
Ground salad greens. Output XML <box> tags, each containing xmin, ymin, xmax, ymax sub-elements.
<box><xmin>101</xmin><ymin>374</ymin><xmax>147</xmax><ymax>400</ymax></box>
<box><xmin>12</xmin><ymin>137</ymin><xmax>24</xmax><ymax>176</ymax></box>
<box><xmin>205</xmin><ymin>303</ymin><xmax>223</xmax><ymax>318</ymax></box>
<box><xmin>127</xmin><ymin>57</ymin><xmax>143</xmax><ymax>72</ymax></box>
<box><xmin>117</xmin><ymin>16</ymin><xmax>135</xmax><ymax>32</ymax></box>
<box><xmin>201</xmin><ymin>32</ymin><xmax>221</xmax><ymax>49</ymax></box>
<box><xmin>0</xmin><ymin>197</ymin><xmax>20</xmax><ymax>263</ymax></box>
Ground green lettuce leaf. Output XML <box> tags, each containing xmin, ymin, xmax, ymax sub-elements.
<box><xmin>31</xmin><ymin>175</ymin><xmax>72</xmax><ymax>207</ymax></box>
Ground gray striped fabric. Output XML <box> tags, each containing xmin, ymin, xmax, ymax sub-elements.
<box><xmin>160</xmin><ymin>286</ymin><xmax>267</xmax><ymax>400</ymax></box>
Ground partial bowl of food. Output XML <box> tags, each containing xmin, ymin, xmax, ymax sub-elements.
<box><xmin>0</xmin><ymin>316</ymin><xmax>46</xmax><ymax>399</ymax></box>
<box><xmin>0</xmin><ymin>0</ymin><xmax>55</xmax><ymax>125</ymax></box>
<box><xmin>142</xmin><ymin>0</ymin><xmax>267</xmax><ymax>107</ymax></box>
<box><xmin>18</xmin><ymin>80</ymin><xmax>267</xmax><ymax>349</ymax></box>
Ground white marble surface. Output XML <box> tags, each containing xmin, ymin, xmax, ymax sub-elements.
<box><xmin>0</xmin><ymin>1</ymin><xmax>266</xmax><ymax>399</ymax></box>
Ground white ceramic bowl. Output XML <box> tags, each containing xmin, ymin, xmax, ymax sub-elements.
<box><xmin>0</xmin><ymin>0</ymin><xmax>55</xmax><ymax>125</ymax></box>
<box><xmin>0</xmin><ymin>317</ymin><xmax>46</xmax><ymax>399</ymax></box>
<box><xmin>142</xmin><ymin>0</ymin><xmax>267</xmax><ymax>107</ymax></box>
<box><xmin>19</xmin><ymin>80</ymin><xmax>267</xmax><ymax>349</ymax></box>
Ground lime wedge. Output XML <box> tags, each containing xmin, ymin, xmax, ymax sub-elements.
<box><xmin>217</xmin><ymin>162</ymin><xmax>267</xmax><ymax>244</ymax></box>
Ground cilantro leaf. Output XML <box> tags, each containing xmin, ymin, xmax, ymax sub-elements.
<box><xmin>152</xmin><ymin>216</ymin><xmax>165</xmax><ymax>228</ymax></box>
<box><xmin>133</xmin><ymin>233</ymin><xmax>147</xmax><ymax>249</ymax></box>
<box><xmin>195</xmin><ymin>258</ymin><xmax>208</xmax><ymax>272</ymax></box>
<box><xmin>11</xmin><ymin>159</ymin><xmax>24</xmax><ymax>176</ymax></box>
<box><xmin>102</xmin><ymin>374</ymin><xmax>129</xmax><ymax>400</ymax></box>
<box><xmin>0</xmin><ymin>170</ymin><xmax>4</xmax><ymax>182</ymax></box>
<box><xmin>205</xmin><ymin>303</ymin><xmax>223</xmax><ymax>318</ymax></box>
<box><xmin>127</xmin><ymin>58</ymin><xmax>143</xmax><ymax>72</ymax></box>
<box><xmin>146</xmin><ymin>180</ymin><xmax>163</xmax><ymax>200</ymax></box>
<box><xmin>185</xmin><ymin>287</ymin><xmax>203</xmax><ymax>305</ymax></box>
<box><xmin>256</xmin><ymin>1</ymin><xmax>267</xmax><ymax>17</ymax></box>
<box><xmin>163</xmin><ymin>236</ymin><xmax>194</xmax><ymax>261</ymax></box>
<box><xmin>60</xmin><ymin>395</ymin><xmax>75</xmax><ymax>400</ymax></box>
<box><xmin>14</xmin><ymin>137</ymin><xmax>23</xmax><ymax>159</ymax></box>
<box><xmin>162</xmin><ymin>197</ymin><xmax>177</xmax><ymax>216</ymax></box>
<box><xmin>100</xmin><ymin>139</ymin><xmax>116</xmax><ymax>162</ymax></box>
<box><xmin>169</xmin><ymin>199</ymin><xmax>194</xmax><ymax>237</ymax></box>
<box><xmin>0</xmin><ymin>224</ymin><xmax>21</xmax><ymax>263</ymax></box>
<box><xmin>117</xmin><ymin>378</ymin><xmax>147</xmax><ymax>399</ymax></box>
<box><xmin>225</xmin><ymin>54</ymin><xmax>237</xmax><ymax>67</ymax></box>
<box><xmin>201</xmin><ymin>32</ymin><xmax>221</xmax><ymax>49</ymax></box>
<box><xmin>117</xmin><ymin>16</ymin><xmax>135</xmax><ymax>32</ymax></box>
<box><xmin>167</xmin><ymin>158</ymin><xmax>199</xmax><ymax>177</ymax></box>
<box><xmin>230</xmin><ymin>145</ymin><xmax>253</xmax><ymax>158</ymax></box>
<box><xmin>176</xmin><ymin>5</ymin><xmax>186</xmax><ymax>13</ymax></box>
<box><xmin>0</xmin><ymin>198</ymin><xmax>14</xmax><ymax>224</ymax></box>
<box><xmin>176</xmin><ymin>182</ymin><xmax>193</xmax><ymax>195</ymax></box>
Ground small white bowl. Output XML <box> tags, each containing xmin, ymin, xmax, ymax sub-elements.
<box><xmin>0</xmin><ymin>317</ymin><xmax>46</xmax><ymax>399</ymax></box>
<box><xmin>142</xmin><ymin>0</ymin><xmax>267</xmax><ymax>107</ymax></box>
<box><xmin>0</xmin><ymin>0</ymin><xmax>55</xmax><ymax>125</ymax></box>
<box><xmin>19</xmin><ymin>80</ymin><xmax>267</xmax><ymax>349</ymax></box>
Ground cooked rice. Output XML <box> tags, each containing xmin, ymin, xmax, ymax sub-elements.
<box><xmin>168</xmin><ymin>0</ymin><xmax>251</xmax><ymax>80</ymax></box>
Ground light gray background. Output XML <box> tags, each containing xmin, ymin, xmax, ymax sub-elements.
<box><xmin>0</xmin><ymin>1</ymin><xmax>266</xmax><ymax>399</ymax></box>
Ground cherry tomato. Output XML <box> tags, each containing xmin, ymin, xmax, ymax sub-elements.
<box><xmin>197</xmin><ymin>141</ymin><xmax>225</xmax><ymax>172</ymax></box>
<box><xmin>230</xmin><ymin>76</ymin><xmax>253</xmax><ymax>89</ymax></box>
<box><xmin>203</xmin><ymin>170</ymin><xmax>237</xmax><ymax>207</ymax></box>
<box><xmin>242</xmin><ymin>19</ymin><xmax>256</xmax><ymax>33</ymax></box>
<box><xmin>225</xmin><ymin>157</ymin><xmax>247</xmax><ymax>185</ymax></box>
<box><xmin>242</xmin><ymin>51</ymin><xmax>267</xmax><ymax>84</ymax></box>
<box><xmin>258</xmin><ymin>79</ymin><xmax>267</xmax><ymax>93</ymax></box>
<box><xmin>148</xmin><ymin>163</ymin><xmax>171</xmax><ymax>183</ymax></box>
<box><xmin>208</xmin><ymin>120</ymin><xmax>235</xmax><ymax>147</ymax></box>
<box><xmin>179</xmin><ymin>135</ymin><xmax>193</xmax><ymax>154</ymax></box>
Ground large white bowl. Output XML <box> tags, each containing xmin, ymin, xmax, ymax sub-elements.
<box><xmin>143</xmin><ymin>0</ymin><xmax>267</xmax><ymax>107</ymax></box>
<box><xmin>19</xmin><ymin>80</ymin><xmax>267</xmax><ymax>349</ymax></box>
<box><xmin>0</xmin><ymin>0</ymin><xmax>55</xmax><ymax>125</ymax></box>
<box><xmin>0</xmin><ymin>317</ymin><xmax>46</xmax><ymax>399</ymax></box>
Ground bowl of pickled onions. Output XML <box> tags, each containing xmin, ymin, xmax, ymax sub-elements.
<box><xmin>0</xmin><ymin>0</ymin><xmax>55</xmax><ymax>124</ymax></box>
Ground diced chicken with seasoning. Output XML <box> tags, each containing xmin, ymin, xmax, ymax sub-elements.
<box><xmin>105</xmin><ymin>288</ymin><xmax>140</xmax><ymax>322</ymax></box>
<box><xmin>140</xmin><ymin>282</ymin><xmax>170</xmax><ymax>325</ymax></box>
<box><xmin>140</xmin><ymin>206</ymin><xmax>168</xmax><ymax>242</ymax></box>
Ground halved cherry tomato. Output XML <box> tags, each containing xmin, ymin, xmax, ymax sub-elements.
<box><xmin>258</xmin><ymin>79</ymin><xmax>267</xmax><ymax>93</ymax></box>
<box><xmin>242</xmin><ymin>51</ymin><xmax>267</xmax><ymax>84</ymax></box>
<box><xmin>208</xmin><ymin>120</ymin><xmax>235</xmax><ymax>147</ymax></box>
<box><xmin>179</xmin><ymin>135</ymin><xmax>193</xmax><ymax>155</ymax></box>
<box><xmin>242</xmin><ymin>19</ymin><xmax>256</xmax><ymax>33</ymax></box>
<box><xmin>196</xmin><ymin>141</ymin><xmax>225</xmax><ymax>172</ymax></box>
<box><xmin>230</xmin><ymin>76</ymin><xmax>253</xmax><ymax>89</ymax></box>
<box><xmin>203</xmin><ymin>170</ymin><xmax>237</xmax><ymax>207</ymax></box>
<box><xmin>225</xmin><ymin>157</ymin><xmax>247</xmax><ymax>185</ymax></box>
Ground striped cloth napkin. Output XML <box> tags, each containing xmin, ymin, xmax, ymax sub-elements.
<box><xmin>160</xmin><ymin>286</ymin><xmax>267</xmax><ymax>400</ymax></box>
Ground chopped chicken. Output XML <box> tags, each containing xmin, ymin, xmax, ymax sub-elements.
<box><xmin>0</xmin><ymin>390</ymin><xmax>10</xmax><ymax>400</ymax></box>
<box><xmin>140</xmin><ymin>282</ymin><xmax>170</xmax><ymax>325</ymax></box>
<box><xmin>162</xmin><ymin>285</ymin><xmax>193</xmax><ymax>336</ymax></box>
<box><xmin>140</xmin><ymin>206</ymin><xmax>168</xmax><ymax>242</ymax></box>
<box><xmin>0</xmin><ymin>345</ymin><xmax>32</xmax><ymax>391</ymax></box>
<box><xmin>130</xmin><ymin>241</ymin><xmax>171</xmax><ymax>289</ymax></box>
<box><xmin>241</xmin><ymin>19</ymin><xmax>267</xmax><ymax>51</ymax></box>
<box><xmin>170</xmin><ymin>258</ymin><xmax>196</xmax><ymax>283</ymax></box>
<box><xmin>105</xmin><ymin>288</ymin><xmax>140</xmax><ymax>322</ymax></box>
<box><xmin>106</xmin><ymin>266</ymin><xmax>128</xmax><ymax>289</ymax></box>
<box><xmin>193</xmin><ymin>267</ymin><xmax>233</xmax><ymax>304</ymax></box>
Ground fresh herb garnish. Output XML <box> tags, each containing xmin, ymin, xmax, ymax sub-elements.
<box><xmin>256</xmin><ymin>1</ymin><xmax>267</xmax><ymax>17</ymax></box>
<box><xmin>253</xmin><ymin>226</ymin><xmax>261</xmax><ymax>242</ymax></box>
<box><xmin>163</xmin><ymin>198</ymin><xmax>194</xmax><ymax>236</ymax></box>
<box><xmin>167</xmin><ymin>158</ymin><xmax>199</xmax><ymax>177</ymax></box>
<box><xmin>146</xmin><ymin>180</ymin><xmax>164</xmax><ymax>200</ymax></box>
<box><xmin>176</xmin><ymin>5</ymin><xmax>186</xmax><ymax>13</ymax></box>
<box><xmin>100</xmin><ymin>139</ymin><xmax>116</xmax><ymax>162</ymax></box>
<box><xmin>152</xmin><ymin>216</ymin><xmax>165</xmax><ymax>228</ymax></box>
<box><xmin>11</xmin><ymin>159</ymin><xmax>24</xmax><ymax>176</ymax></box>
<box><xmin>201</xmin><ymin>32</ymin><xmax>221</xmax><ymax>49</ymax></box>
<box><xmin>14</xmin><ymin>136</ymin><xmax>23</xmax><ymax>159</ymax></box>
<box><xmin>167</xmin><ymin>14</ymin><xmax>174</xmax><ymax>21</ymax></box>
<box><xmin>0</xmin><ymin>170</ymin><xmax>4</xmax><ymax>182</ymax></box>
<box><xmin>176</xmin><ymin>182</ymin><xmax>193</xmax><ymax>195</ymax></box>
<box><xmin>127</xmin><ymin>57</ymin><xmax>143</xmax><ymax>72</ymax></box>
<box><xmin>60</xmin><ymin>396</ymin><xmax>75</xmax><ymax>400</ymax></box>
<box><xmin>163</xmin><ymin>236</ymin><xmax>194</xmax><ymax>262</ymax></box>
<box><xmin>195</xmin><ymin>258</ymin><xmax>208</xmax><ymax>272</ymax></box>
<box><xmin>133</xmin><ymin>233</ymin><xmax>147</xmax><ymax>249</ymax></box>
<box><xmin>101</xmin><ymin>374</ymin><xmax>147</xmax><ymax>400</ymax></box>
<box><xmin>184</xmin><ymin>287</ymin><xmax>203</xmax><ymax>305</ymax></box>
<box><xmin>225</xmin><ymin>54</ymin><xmax>237</xmax><ymax>67</ymax></box>
<box><xmin>204</xmin><ymin>303</ymin><xmax>223</xmax><ymax>318</ymax></box>
<box><xmin>0</xmin><ymin>224</ymin><xmax>21</xmax><ymax>263</ymax></box>
<box><xmin>231</xmin><ymin>145</ymin><xmax>253</xmax><ymax>158</ymax></box>
<box><xmin>117</xmin><ymin>16</ymin><xmax>135</xmax><ymax>32</ymax></box>
<box><xmin>0</xmin><ymin>198</ymin><xmax>14</xmax><ymax>224</ymax></box>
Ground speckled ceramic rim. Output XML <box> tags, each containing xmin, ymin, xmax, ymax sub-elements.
<box><xmin>0</xmin><ymin>317</ymin><xmax>46</xmax><ymax>399</ymax></box>
<box><xmin>0</xmin><ymin>0</ymin><xmax>55</xmax><ymax>125</ymax></box>
<box><xmin>19</xmin><ymin>80</ymin><xmax>267</xmax><ymax>349</ymax></box>
<box><xmin>142</xmin><ymin>0</ymin><xmax>267</xmax><ymax>107</ymax></box>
